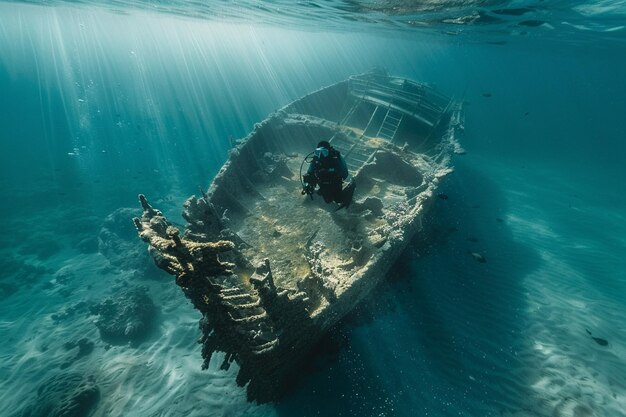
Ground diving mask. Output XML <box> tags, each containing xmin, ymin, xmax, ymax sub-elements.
<box><xmin>315</xmin><ymin>147</ymin><xmax>329</xmax><ymax>158</ymax></box>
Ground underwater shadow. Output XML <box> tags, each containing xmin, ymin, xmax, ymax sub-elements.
<box><xmin>275</xmin><ymin>158</ymin><xmax>542</xmax><ymax>416</ymax></box>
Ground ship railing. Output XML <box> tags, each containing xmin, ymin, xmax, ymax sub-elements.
<box><xmin>347</xmin><ymin>75</ymin><xmax>450</xmax><ymax>123</ymax></box>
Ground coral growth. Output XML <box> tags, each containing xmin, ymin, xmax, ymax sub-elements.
<box><xmin>134</xmin><ymin>194</ymin><xmax>319</xmax><ymax>402</ymax></box>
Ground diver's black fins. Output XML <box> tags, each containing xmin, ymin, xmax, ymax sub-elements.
<box><xmin>335</xmin><ymin>181</ymin><xmax>356</xmax><ymax>211</ymax></box>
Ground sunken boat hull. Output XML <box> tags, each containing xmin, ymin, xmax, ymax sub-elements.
<box><xmin>134</xmin><ymin>71</ymin><xmax>464</xmax><ymax>402</ymax></box>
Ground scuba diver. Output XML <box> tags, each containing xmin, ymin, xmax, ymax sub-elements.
<box><xmin>301</xmin><ymin>141</ymin><xmax>355</xmax><ymax>210</ymax></box>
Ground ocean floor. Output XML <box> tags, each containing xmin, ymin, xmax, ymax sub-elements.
<box><xmin>1</xmin><ymin>154</ymin><xmax>625</xmax><ymax>417</ymax></box>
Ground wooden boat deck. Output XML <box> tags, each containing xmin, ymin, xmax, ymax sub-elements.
<box><xmin>230</xmin><ymin>136</ymin><xmax>432</xmax><ymax>306</ymax></box>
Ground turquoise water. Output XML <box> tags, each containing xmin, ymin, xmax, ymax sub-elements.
<box><xmin>1</xmin><ymin>2</ymin><xmax>625</xmax><ymax>416</ymax></box>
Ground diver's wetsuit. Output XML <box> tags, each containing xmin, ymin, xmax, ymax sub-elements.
<box><xmin>304</xmin><ymin>146</ymin><xmax>349</xmax><ymax>204</ymax></box>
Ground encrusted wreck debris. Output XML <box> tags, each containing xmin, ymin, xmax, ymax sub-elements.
<box><xmin>134</xmin><ymin>71</ymin><xmax>464</xmax><ymax>402</ymax></box>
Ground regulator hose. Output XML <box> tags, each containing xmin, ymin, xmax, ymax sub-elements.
<box><xmin>299</xmin><ymin>151</ymin><xmax>315</xmax><ymax>188</ymax></box>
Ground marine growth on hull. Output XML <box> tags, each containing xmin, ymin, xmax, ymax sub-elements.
<box><xmin>134</xmin><ymin>72</ymin><xmax>463</xmax><ymax>402</ymax></box>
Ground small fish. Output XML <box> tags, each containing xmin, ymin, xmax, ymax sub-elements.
<box><xmin>496</xmin><ymin>218</ymin><xmax>504</xmax><ymax>223</ymax></box>
<box><xmin>524</xmin><ymin>112</ymin><xmax>529</xmax><ymax>116</ymax></box>
<box><xmin>585</xmin><ymin>328</ymin><xmax>608</xmax><ymax>346</ymax></box>
<box><xmin>467</xmin><ymin>237</ymin><xmax>479</xmax><ymax>243</ymax></box>
<box><xmin>482</xmin><ymin>92</ymin><xmax>492</xmax><ymax>98</ymax></box>
<box><xmin>470</xmin><ymin>252</ymin><xmax>487</xmax><ymax>263</ymax></box>
<box><xmin>438</xmin><ymin>193</ymin><xmax>449</xmax><ymax>200</ymax></box>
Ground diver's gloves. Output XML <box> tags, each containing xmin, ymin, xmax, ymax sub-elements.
<box><xmin>302</xmin><ymin>173</ymin><xmax>315</xmax><ymax>186</ymax></box>
<box><xmin>302</xmin><ymin>173</ymin><xmax>317</xmax><ymax>198</ymax></box>
<box><xmin>302</xmin><ymin>183</ymin><xmax>315</xmax><ymax>198</ymax></box>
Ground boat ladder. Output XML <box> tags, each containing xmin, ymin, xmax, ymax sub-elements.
<box><xmin>332</xmin><ymin>83</ymin><xmax>405</xmax><ymax>173</ymax></box>
<box><xmin>347</xmin><ymin>142</ymin><xmax>374</xmax><ymax>173</ymax></box>
<box><xmin>332</xmin><ymin>104</ymin><xmax>382</xmax><ymax>172</ymax></box>
<box><xmin>339</xmin><ymin>97</ymin><xmax>361</xmax><ymax>126</ymax></box>
<box><xmin>340</xmin><ymin>103</ymin><xmax>403</xmax><ymax>173</ymax></box>
<box><xmin>376</xmin><ymin>107</ymin><xmax>403</xmax><ymax>142</ymax></box>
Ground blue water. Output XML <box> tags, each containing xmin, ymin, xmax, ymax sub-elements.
<box><xmin>1</xmin><ymin>2</ymin><xmax>625</xmax><ymax>416</ymax></box>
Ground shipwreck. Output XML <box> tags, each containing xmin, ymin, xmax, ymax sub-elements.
<box><xmin>134</xmin><ymin>71</ymin><xmax>464</xmax><ymax>402</ymax></box>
